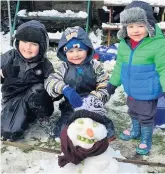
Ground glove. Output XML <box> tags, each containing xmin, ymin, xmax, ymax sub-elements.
<box><xmin>2</xmin><ymin>63</ymin><xmax>20</xmax><ymax>78</ymax></box>
<box><xmin>30</xmin><ymin>89</ymin><xmax>52</xmax><ymax>108</ymax></box>
<box><xmin>107</xmin><ymin>83</ymin><xmax>117</xmax><ymax>96</ymax></box>
<box><xmin>62</xmin><ymin>86</ymin><xmax>83</xmax><ymax>108</ymax></box>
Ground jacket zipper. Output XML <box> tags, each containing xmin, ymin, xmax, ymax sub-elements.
<box><xmin>127</xmin><ymin>40</ymin><xmax>143</xmax><ymax>96</ymax></box>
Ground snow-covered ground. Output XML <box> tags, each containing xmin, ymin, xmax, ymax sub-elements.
<box><xmin>1</xmin><ymin>29</ymin><xmax>165</xmax><ymax>173</ymax></box>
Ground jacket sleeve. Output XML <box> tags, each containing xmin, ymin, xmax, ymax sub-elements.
<box><xmin>43</xmin><ymin>59</ymin><xmax>55</xmax><ymax>79</ymax></box>
<box><xmin>44</xmin><ymin>62</ymin><xmax>67</xmax><ymax>98</ymax></box>
<box><xmin>154</xmin><ymin>41</ymin><xmax>165</xmax><ymax>92</ymax></box>
<box><xmin>109</xmin><ymin>43</ymin><xmax>122</xmax><ymax>86</ymax></box>
<box><xmin>0</xmin><ymin>49</ymin><xmax>14</xmax><ymax>83</ymax></box>
<box><xmin>90</xmin><ymin>60</ymin><xmax>110</xmax><ymax>104</ymax></box>
<box><xmin>0</xmin><ymin>49</ymin><xmax>14</xmax><ymax>69</ymax></box>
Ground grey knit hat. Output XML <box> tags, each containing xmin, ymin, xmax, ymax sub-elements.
<box><xmin>117</xmin><ymin>1</ymin><xmax>157</xmax><ymax>39</ymax></box>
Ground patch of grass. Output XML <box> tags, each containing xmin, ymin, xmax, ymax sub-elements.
<box><xmin>45</xmin><ymin>137</ymin><xmax>60</xmax><ymax>149</ymax></box>
<box><xmin>112</xmin><ymin>100</ymin><xmax>126</xmax><ymax>107</ymax></box>
<box><xmin>1</xmin><ymin>146</ymin><xmax>9</xmax><ymax>153</ymax></box>
<box><xmin>107</xmin><ymin>109</ymin><xmax>130</xmax><ymax>136</ymax></box>
<box><xmin>152</xmin><ymin>134</ymin><xmax>165</xmax><ymax>155</ymax></box>
<box><xmin>119</xmin><ymin>90</ymin><xmax>127</xmax><ymax>105</ymax></box>
<box><xmin>159</xmin><ymin>168</ymin><xmax>165</xmax><ymax>173</ymax></box>
<box><xmin>152</xmin><ymin>134</ymin><xmax>165</xmax><ymax>146</ymax></box>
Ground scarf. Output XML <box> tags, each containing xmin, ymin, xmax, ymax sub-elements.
<box><xmin>58</xmin><ymin>126</ymin><xmax>109</xmax><ymax>167</ymax></box>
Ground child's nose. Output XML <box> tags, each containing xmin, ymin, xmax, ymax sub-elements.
<box><xmin>86</xmin><ymin>128</ymin><xmax>94</xmax><ymax>137</ymax></box>
<box><xmin>72</xmin><ymin>50</ymin><xmax>79</xmax><ymax>56</ymax></box>
<box><xmin>133</xmin><ymin>27</ymin><xmax>139</xmax><ymax>33</ymax></box>
<box><xmin>26</xmin><ymin>43</ymin><xmax>31</xmax><ymax>49</ymax></box>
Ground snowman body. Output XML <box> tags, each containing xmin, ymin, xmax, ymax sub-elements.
<box><xmin>57</xmin><ymin>117</ymin><xmax>139</xmax><ymax>173</ymax></box>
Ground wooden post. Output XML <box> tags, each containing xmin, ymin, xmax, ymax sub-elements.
<box><xmin>162</xmin><ymin>8</ymin><xmax>165</xmax><ymax>21</ymax></box>
<box><xmin>107</xmin><ymin>6</ymin><xmax>112</xmax><ymax>46</ymax></box>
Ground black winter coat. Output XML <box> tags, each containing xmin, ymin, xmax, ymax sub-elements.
<box><xmin>1</xmin><ymin>49</ymin><xmax>54</xmax><ymax>102</ymax></box>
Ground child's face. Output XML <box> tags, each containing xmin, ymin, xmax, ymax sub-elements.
<box><xmin>19</xmin><ymin>41</ymin><xmax>39</xmax><ymax>59</ymax></box>
<box><xmin>127</xmin><ymin>23</ymin><xmax>148</xmax><ymax>41</ymax></box>
<box><xmin>66</xmin><ymin>48</ymin><xmax>87</xmax><ymax>64</ymax></box>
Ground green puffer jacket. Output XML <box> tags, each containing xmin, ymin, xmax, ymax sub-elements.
<box><xmin>110</xmin><ymin>25</ymin><xmax>165</xmax><ymax>100</ymax></box>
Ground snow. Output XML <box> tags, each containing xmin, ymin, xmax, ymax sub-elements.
<box><xmin>89</xmin><ymin>29</ymin><xmax>103</xmax><ymax>49</ymax></box>
<box><xmin>157</xmin><ymin>22</ymin><xmax>165</xmax><ymax>29</ymax></box>
<box><xmin>102</xmin><ymin>23</ymin><xmax>122</xmax><ymax>29</ymax></box>
<box><xmin>102</xmin><ymin>6</ymin><xmax>110</xmax><ymax>12</ymax></box>
<box><xmin>24</xmin><ymin>117</ymin><xmax>140</xmax><ymax>173</ymax></box>
<box><xmin>104</xmin><ymin>0</ymin><xmax>165</xmax><ymax>6</ymax></box>
<box><xmin>48</xmin><ymin>31</ymin><xmax>63</xmax><ymax>40</ymax></box>
<box><xmin>17</xmin><ymin>9</ymin><xmax>88</xmax><ymax>18</ymax></box>
<box><xmin>0</xmin><ymin>32</ymin><xmax>12</xmax><ymax>54</ymax></box>
<box><xmin>25</xmin><ymin>146</ymin><xmax>140</xmax><ymax>174</ymax></box>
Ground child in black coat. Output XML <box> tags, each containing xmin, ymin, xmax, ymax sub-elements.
<box><xmin>0</xmin><ymin>20</ymin><xmax>55</xmax><ymax>141</ymax></box>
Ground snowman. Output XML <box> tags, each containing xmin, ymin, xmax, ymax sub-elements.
<box><xmin>56</xmin><ymin>109</ymin><xmax>140</xmax><ymax>173</ymax></box>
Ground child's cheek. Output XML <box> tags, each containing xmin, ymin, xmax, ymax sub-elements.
<box><xmin>33</xmin><ymin>48</ymin><xmax>40</xmax><ymax>56</ymax></box>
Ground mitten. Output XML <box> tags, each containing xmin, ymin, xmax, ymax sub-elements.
<box><xmin>62</xmin><ymin>86</ymin><xmax>83</xmax><ymax>108</ymax></box>
<box><xmin>2</xmin><ymin>63</ymin><xmax>20</xmax><ymax>78</ymax></box>
<box><xmin>107</xmin><ymin>83</ymin><xmax>117</xmax><ymax>96</ymax></box>
<box><xmin>31</xmin><ymin>89</ymin><xmax>51</xmax><ymax>108</ymax></box>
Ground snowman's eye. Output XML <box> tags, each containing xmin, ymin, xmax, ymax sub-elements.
<box><xmin>93</xmin><ymin>122</ymin><xmax>97</xmax><ymax>127</ymax></box>
<box><xmin>77</xmin><ymin>119</ymin><xmax>84</xmax><ymax>124</ymax></box>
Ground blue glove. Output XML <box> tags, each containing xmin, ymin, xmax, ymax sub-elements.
<box><xmin>107</xmin><ymin>83</ymin><xmax>117</xmax><ymax>96</ymax></box>
<box><xmin>62</xmin><ymin>86</ymin><xmax>83</xmax><ymax>108</ymax></box>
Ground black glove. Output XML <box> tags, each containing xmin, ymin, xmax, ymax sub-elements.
<box><xmin>107</xmin><ymin>83</ymin><xmax>117</xmax><ymax>96</ymax></box>
<box><xmin>31</xmin><ymin>89</ymin><xmax>52</xmax><ymax>108</ymax></box>
<box><xmin>2</xmin><ymin>63</ymin><xmax>20</xmax><ymax>78</ymax></box>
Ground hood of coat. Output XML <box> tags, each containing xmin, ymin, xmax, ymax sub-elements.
<box><xmin>14</xmin><ymin>20</ymin><xmax>49</xmax><ymax>62</ymax></box>
<box><xmin>57</xmin><ymin>26</ymin><xmax>95</xmax><ymax>64</ymax></box>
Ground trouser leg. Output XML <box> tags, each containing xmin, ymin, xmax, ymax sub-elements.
<box><xmin>1</xmin><ymin>96</ymin><xmax>28</xmax><ymax>140</ymax></box>
<box><xmin>53</xmin><ymin>101</ymin><xmax>73</xmax><ymax>137</ymax></box>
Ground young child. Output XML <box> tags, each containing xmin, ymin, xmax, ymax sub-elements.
<box><xmin>107</xmin><ymin>1</ymin><xmax>165</xmax><ymax>155</ymax></box>
<box><xmin>45</xmin><ymin>26</ymin><xmax>115</xmax><ymax>141</ymax></box>
<box><xmin>0</xmin><ymin>20</ymin><xmax>55</xmax><ymax>141</ymax></box>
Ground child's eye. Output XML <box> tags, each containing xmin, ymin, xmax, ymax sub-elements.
<box><xmin>68</xmin><ymin>50</ymin><xmax>74</xmax><ymax>53</ymax></box>
<box><xmin>32</xmin><ymin>43</ymin><xmax>38</xmax><ymax>46</ymax></box>
<box><xmin>93</xmin><ymin>122</ymin><xmax>97</xmax><ymax>127</ymax></box>
<box><xmin>77</xmin><ymin>119</ymin><xmax>84</xmax><ymax>124</ymax></box>
<box><xmin>78</xmin><ymin>49</ymin><xmax>83</xmax><ymax>51</ymax></box>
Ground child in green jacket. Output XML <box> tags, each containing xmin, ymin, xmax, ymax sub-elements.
<box><xmin>107</xmin><ymin>1</ymin><xmax>165</xmax><ymax>155</ymax></box>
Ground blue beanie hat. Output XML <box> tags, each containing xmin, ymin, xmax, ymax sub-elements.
<box><xmin>63</xmin><ymin>38</ymin><xmax>89</xmax><ymax>53</ymax></box>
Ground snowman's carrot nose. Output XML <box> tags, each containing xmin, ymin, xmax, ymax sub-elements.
<box><xmin>87</xmin><ymin>128</ymin><xmax>94</xmax><ymax>137</ymax></box>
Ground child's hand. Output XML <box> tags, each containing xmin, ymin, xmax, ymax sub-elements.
<box><xmin>62</xmin><ymin>86</ymin><xmax>83</xmax><ymax>108</ymax></box>
<box><xmin>1</xmin><ymin>63</ymin><xmax>20</xmax><ymax>78</ymax></box>
<box><xmin>107</xmin><ymin>83</ymin><xmax>117</xmax><ymax>96</ymax></box>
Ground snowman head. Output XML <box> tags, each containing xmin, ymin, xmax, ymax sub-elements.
<box><xmin>67</xmin><ymin>110</ymin><xmax>108</xmax><ymax>149</ymax></box>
